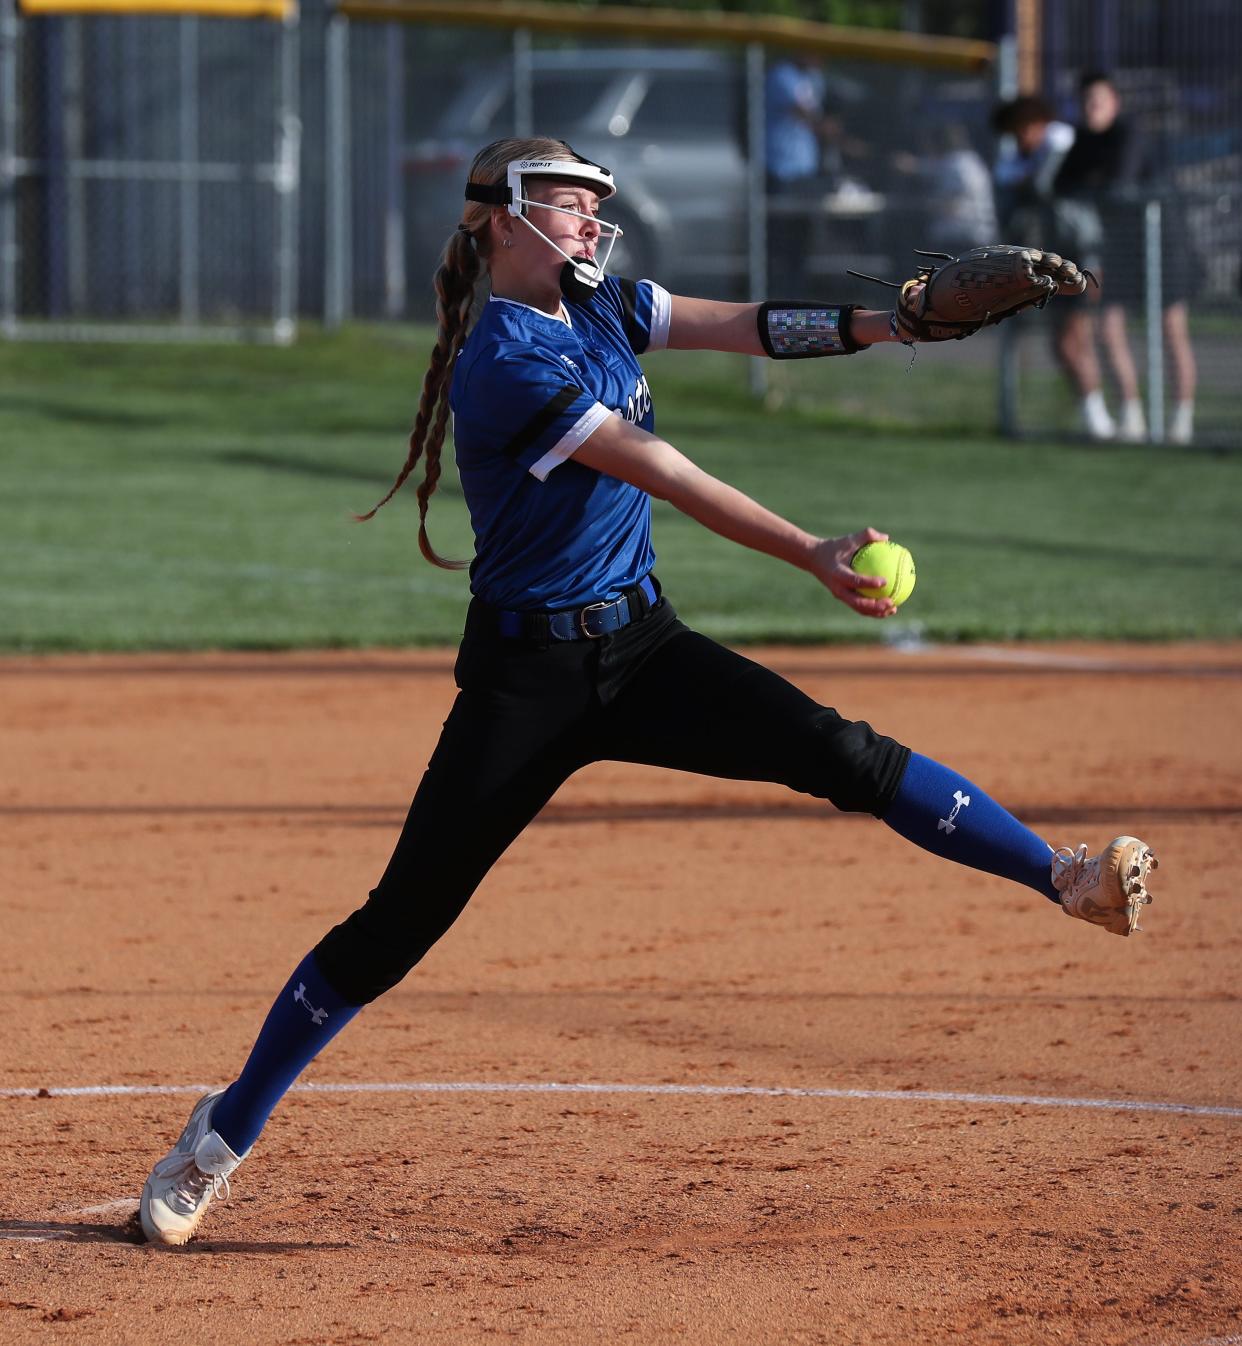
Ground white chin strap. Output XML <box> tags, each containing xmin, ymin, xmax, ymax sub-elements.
<box><xmin>513</xmin><ymin>201</ymin><xmax>623</xmax><ymax>295</ymax></box>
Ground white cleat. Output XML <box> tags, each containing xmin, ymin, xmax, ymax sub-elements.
<box><xmin>1051</xmin><ymin>835</ymin><xmax>1158</xmax><ymax>937</ymax></box>
<box><xmin>140</xmin><ymin>1088</ymin><xmax>246</xmax><ymax>1246</ymax></box>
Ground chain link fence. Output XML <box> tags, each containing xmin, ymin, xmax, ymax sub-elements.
<box><xmin>0</xmin><ymin>0</ymin><xmax>299</xmax><ymax>342</ymax></box>
<box><xmin>320</xmin><ymin>8</ymin><xmax>1242</xmax><ymax>447</ymax></box>
<box><xmin>998</xmin><ymin>2</ymin><xmax>1242</xmax><ymax>448</ymax></box>
<box><xmin>2</xmin><ymin>0</ymin><xmax>1238</xmax><ymax>443</ymax></box>
<box><xmin>398</xmin><ymin>36</ymin><xmax>997</xmax><ymax>307</ymax></box>
<box><xmin>360</xmin><ymin>24</ymin><xmax>1008</xmax><ymax>428</ymax></box>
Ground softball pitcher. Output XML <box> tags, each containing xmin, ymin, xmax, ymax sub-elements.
<box><xmin>139</xmin><ymin>137</ymin><xmax>1158</xmax><ymax>1244</ymax></box>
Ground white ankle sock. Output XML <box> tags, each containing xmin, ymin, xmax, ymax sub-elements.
<box><xmin>1119</xmin><ymin>399</ymin><xmax>1147</xmax><ymax>441</ymax></box>
<box><xmin>1169</xmin><ymin>401</ymin><xmax>1194</xmax><ymax>444</ymax></box>
<box><xmin>1080</xmin><ymin>390</ymin><xmax>1114</xmax><ymax>438</ymax></box>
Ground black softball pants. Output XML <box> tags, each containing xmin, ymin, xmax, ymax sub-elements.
<box><xmin>313</xmin><ymin>592</ymin><xmax>910</xmax><ymax>1005</ymax></box>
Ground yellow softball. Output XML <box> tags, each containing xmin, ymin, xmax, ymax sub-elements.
<box><xmin>851</xmin><ymin>540</ymin><xmax>917</xmax><ymax>606</ymax></box>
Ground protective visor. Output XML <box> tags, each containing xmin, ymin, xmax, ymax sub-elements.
<box><xmin>464</xmin><ymin>155</ymin><xmax>623</xmax><ymax>298</ymax></box>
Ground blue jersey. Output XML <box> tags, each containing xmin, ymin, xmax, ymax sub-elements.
<box><xmin>450</xmin><ymin>275</ymin><xmax>671</xmax><ymax>611</ymax></box>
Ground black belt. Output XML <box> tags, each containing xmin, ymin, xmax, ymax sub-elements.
<box><xmin>497</xmin><ymin>574</ymin><xmax>659</xmax><ymax>643</ymax></box>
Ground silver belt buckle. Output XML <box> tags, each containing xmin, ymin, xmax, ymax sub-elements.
<box><xmin>577</xmin><ymin>599</ymin><xmax>612</xmax><ymax>639</ymax></box>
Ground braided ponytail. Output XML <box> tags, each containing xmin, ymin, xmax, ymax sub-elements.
<box><xmin>355</xmin><ymin>228</ymin><xmax>479</xmax><ymax>568</ymax></box>
<box><xmin>359</xmin><ymin>136</ymin><xmax>579</xmax><ymax>567</ymax></box>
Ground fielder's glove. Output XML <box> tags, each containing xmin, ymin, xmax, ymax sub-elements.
<box><xmin>851</xmin><ymin>244</ymin><xmax>1094</xmax><ymax>343</ymax></box>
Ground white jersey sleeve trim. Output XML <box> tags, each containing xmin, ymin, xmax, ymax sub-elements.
<box><xmin>644</xmin><ymin>280</ymin><xmax>672</xmax><ymax>352</ymax></box>
<box><xmin>529</xmin><ymin>401</ymin><xmax>613</xmax><ymax>481</ymax></box>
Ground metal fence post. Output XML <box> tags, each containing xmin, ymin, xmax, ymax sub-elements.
<box><xmin>63</xmin><ymin>15</ymin><xmax>86</xmax><ymax>311</ymax></box>
<box><xmin>995</xmin><ymin>29</ymin><xmax>1019</xmax><ymax>438</ymax></box>
<box><xmin>513</xmin><ymin>27</ymin><xmax>532</xmax><ymax>137</ymax></box>
<box><xmin>382</xmin><ymin>22</ymin><xmax>405</xmax><ymax>318</ymax></box>
<box><xmin>745</xmin><ymin>41</ymin><xmax>766</xmax><ymax>401</ymax></box>
<box><xmin>42</xmin><ymin>15</ymin><xmax>67</xmax><ymax>316</ymax></box>
<box><xmin>324</xmin><ymin>9</ymin><xmax>351</xmax><ymax>328</ymax></box>
<box><xmin>0</xmin><ymin>0</ymin><xmax>17</xmax><ymax>336</ymax></box>
<box><xmin>120</xmin><ymin>17</ymin><xmax>141</xmax><ymax>313</ymax></box>
<box><xmin>274</xmin><ymin>6</ymin><xmax>300</xmax><ymax>344</ymax></box>
<box><xmin>1144</xmin><ymin>198</ymin><xmax>1164</xmax><ymax>444</ymax></box>
<box><xmin>179</xmin><ymin>15</ymin><xmax>200</xmax><ymax>326</ymax></box>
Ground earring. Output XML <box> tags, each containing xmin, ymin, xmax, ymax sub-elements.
<box><xmin>502</xmin><ymin>238</ymin><xmax>513</xmax><ymax>249</ymax></box>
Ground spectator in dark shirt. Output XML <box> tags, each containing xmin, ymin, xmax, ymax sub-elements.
<box><xmin>1054</xmin><ymin>73</ymin><xmax>1198</xmax><ymax>443</ymax></box>
<box><xmin>991</xmin><ymin>94</ymin><xmax>1075</xmax><ymax>242</ymax></box>
<box><xmin>992</xmin><ymin>94</ymin><xmax>1124</xmax><ymax>439</ymax></box>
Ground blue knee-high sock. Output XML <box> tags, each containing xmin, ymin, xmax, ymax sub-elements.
<box><xmin>210</xmin><ymin>951</ymin><xmax>362</xmax><ymax>1156</ymax></box>
<box><xmin>882</xmin><ymin>752</ymin><xmax>1060</xmax><ymax>902</ymax></box>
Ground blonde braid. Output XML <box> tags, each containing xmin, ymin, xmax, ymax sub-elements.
<box><xmin>355</xmin><ymin>230</ymin><xmax>479</xmax><ymax>569</ymax></box>
<box><xmin>358</xmin><ymin>136</ymin><xmax>579</xmax><ymax>569</ymax></box>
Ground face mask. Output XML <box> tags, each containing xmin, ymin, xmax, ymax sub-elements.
<box><xmin>464</xmin><ymin>151</ymin><xmax>624</xmax><ymax>301</ymax></box>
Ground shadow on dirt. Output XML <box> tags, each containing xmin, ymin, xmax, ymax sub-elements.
<box><xmin>0</xmin><ymin>1218</ymin><xmax>143</xmax><ymax>1245</ymax></box>
<box><xmin>0</xmin><ymin>1218</ymin><xmax>351</xmax><ymax>1254</ymax></box>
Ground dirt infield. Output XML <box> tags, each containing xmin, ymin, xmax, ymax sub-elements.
<box><xmin>2</xmin><ymin>642</ymin><xmax>1240</xmax><ymax>1345</ymax></box>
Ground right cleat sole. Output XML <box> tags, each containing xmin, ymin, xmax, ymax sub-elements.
<box><xmin>1110</xmin><ymin>837</ymin><xmax>1157</xmax><ymax>934</ymax></box>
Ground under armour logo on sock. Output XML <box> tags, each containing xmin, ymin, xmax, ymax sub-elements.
<box><xmin>937</xmin><ymin>790</ymin><xmax>971</xmax><ymax>835</ymax></box>
<box><xmin>293</xmin><ymin>982</ymin><xmax>328</xmax><ymax>1026</ymax></box>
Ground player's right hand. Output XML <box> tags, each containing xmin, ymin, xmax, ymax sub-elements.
<box><xmin>809</xmin><ymin>527</ymin><xmax>897</xmax><ymax>618</ymax></box>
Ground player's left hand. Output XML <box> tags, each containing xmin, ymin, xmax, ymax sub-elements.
<box><xmin>899</xmin><ymin>245</ymin><xmax>1091</xmax><ymax>342</ymax></box>
<box><xmin>852</xmin><ymin>245</ymin><xmax>1092</xmax><ymax>344</ymax></box>
<box><xmin>810</xmin><ymin>526</ymin><xmax>897</xmax><ymax>618</ymax></box>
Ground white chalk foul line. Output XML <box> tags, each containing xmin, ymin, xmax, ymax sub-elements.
<box><xmin>0</xmin><ymin>1080</ymin><xmax>1239</xmax><ymax>1119</ymax></box>
<box><xmin>65</xmin><ymin>1198</ymin><xmax>139</xmax><ymax>1217</ymax></box>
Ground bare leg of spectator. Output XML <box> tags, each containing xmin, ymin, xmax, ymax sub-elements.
<box><xmin>1163</xmin><ymin>301</ymin><xmax>1197</xmax><ymax>444</ymax></box>
<box><xmin>1099</xmin><ymin>303</ymin><xmax>1146</xmax><ymax>441</ymax></box>
<box><xmin>1056</xmin><ymin>308</ymin><xmax>1113</xmax><ymax>439</ymax></box>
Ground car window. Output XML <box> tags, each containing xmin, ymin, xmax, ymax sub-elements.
<box><xmin>628</xmin><ymin>71</ymin><xmax>742</xmax><ymax>138</ymax></box>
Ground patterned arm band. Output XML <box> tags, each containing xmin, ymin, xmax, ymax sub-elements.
<box><xmin>757</xmin><ymin>302</ymin><xmax>869</xmax><ymax>359</ymax></box>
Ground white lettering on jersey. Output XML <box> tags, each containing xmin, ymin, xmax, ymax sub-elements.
<box><xmin>624</xmin><ymin>374</ymin><xmax>652</xmax><ymax>425</ymax></box>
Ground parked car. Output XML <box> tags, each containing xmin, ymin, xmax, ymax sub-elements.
<box><xmin>403</xmin><ymin>46</ymin><xmax>946</xmax><ymax>309</ymax></box>
<box><xmin>404</xmin><ymin>48</ymin><xmax>753</xmax><ymax>300</ymax></box>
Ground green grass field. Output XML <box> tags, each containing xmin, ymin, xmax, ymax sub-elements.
<box><xmin>3</xmin><ymin>325</ymin><xmax>1240</xmax><ymax>651</ymax></box>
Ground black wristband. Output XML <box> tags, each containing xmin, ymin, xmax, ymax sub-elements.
<box><xmin>757</xmin><ymin>302</ymin><xmax>870</xmax><ymax>359</ymax></box>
